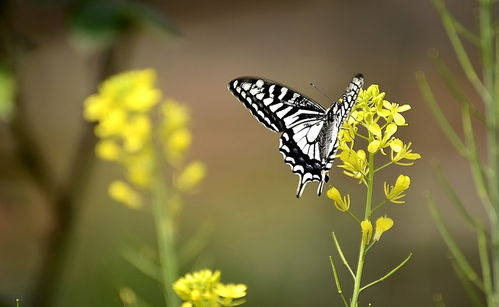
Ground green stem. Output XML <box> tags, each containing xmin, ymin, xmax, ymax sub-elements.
<box><xmin>350</xmin><ymin>152</ymin><xmax>375</xmax><ymax>307</ymax></box>
<box><xmin>359</xmin><ymin>253</ymin><xmax>412</xmax><ymax>292</ymax></box>
<box><xmin>332</xmin><ymin>232</ymin><xmax>356</xmax><ymax>279</ymax></box>
<box><xmin>330</xmin><ymin>256</ymin><xmax>349</xmax><ymax>307</ymax></box>
<box><xmin>347</xmin><ymin>210</ymin><xmax>361</xmax><ymax>224</ymax></box>
<box><xmin>153</xmin><ymin>174</ymin><xmax>180</xmax><ymax>307</ymax></box>
<box><xmin>374</xmin><ymin>161</ymin><xmax>394</xmax><ymax>174</ymax></box>
<box><xmin>372</xmin><ymin>199</ymin><xmax>388</xmax><ymax>213</ymax></box>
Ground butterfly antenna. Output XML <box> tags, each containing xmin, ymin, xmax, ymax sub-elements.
<box><xmin>310</xmin><ymin>82</ymin><xmax>335</xmax><ymax>103</ymax></box>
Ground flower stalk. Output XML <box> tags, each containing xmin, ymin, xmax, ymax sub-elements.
<box><xmin>328</xmin><ymin>84</ymin><xmax>418</xmax><ymax>305</ymax></box>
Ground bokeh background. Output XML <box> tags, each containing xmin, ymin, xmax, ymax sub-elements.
<box><xmin>0</xmin><ymin>0</ymin><xmax>489</xmax><ymax>306</ymax></box>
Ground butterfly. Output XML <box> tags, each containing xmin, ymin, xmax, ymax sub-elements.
<box><xmin>228</xmin><ymin>74</ymin><xmax>364</xmax><ymax>198</ymax></box>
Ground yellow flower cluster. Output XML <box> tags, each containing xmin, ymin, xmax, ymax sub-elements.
<box><xmin>83</xmin><ymin>69</ymin><xmax>206</xmax><ymax>208</ymax></box>
<box><xmin>338</xmin><ymin>84</ymin><xmax>421</xmax><ymax>180</ymax></box>
<box><xmin>173</xmin><ymin>269</ymin><xmax>247</xmax><ymax>307</ymax></box>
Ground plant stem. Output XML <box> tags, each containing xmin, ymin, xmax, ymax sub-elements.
<box><xmin>153</xmin><ymin>170</ymin><xmax>180</xmax><ymax>307</ymax></box>
<box><xmin>350</xmin><ymin>152</ymin><xmax>375</xmax><ymax>307</ymax></box>
<box><xmin>330</xmin><ymin>256</ymin><xmax>349</xmax><ymax>307</ymax></box>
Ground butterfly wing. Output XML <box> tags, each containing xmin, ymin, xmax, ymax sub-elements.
<box><xmin>228</xmin><ymin>75</ymin><xmax>363</xmax><ymax>198</ymax></box>
<box><xmin>228</xmin><ymin>77</ymin><xmax>326</xmax><ymax>132</ymax></box>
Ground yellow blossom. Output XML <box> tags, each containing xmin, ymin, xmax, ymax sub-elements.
<box><xmin>162</xmin><ymin>99</ymin><xmax>190</xmax><ymax>134</ymax></box>
<box><xmin>384</xmin><ymin>175</ymin><xmax>411</xmax><ymax>204</ymax></box>
<box><xmin>95</xmin><ymin>139</ymin><xmax>121</xmax><ymax>161</ymax></box>
<box><xmin>176</xmin><ymin>161</ymin><xmax>207</xmax><ymax>192</ymax></box>
<box><xmin>390</xmin><ymin>140</ymin><xmax>421</xmax><ymax>165</ymax></box>
<box><xmin>326</xmin><ymin>187</ymin><xmax>350</xmax><ymax>211</ymax></box>
<box><xmin>382</xmin><ymin>100</ymin><xmax>411</xmax><ymax>126</ymax></box>
<box><xmin>374</xmin><ymin>216</ymin><xmax>394</xmax><ymax>241</ymax></box>
<box><xmin>94</xmin><ymin>108</ymin><xmax>127</xmax><ymax>138</ymax></box>
<box><xmin>165</xmin><ymin>128</ymin><xmax>192</xmax><ymax>164</ymax></box>
<box><xmin>122</xmin><ymin>114</ymin><xmax>151</xmax><ymax>153</ymax></box>
<box><xmin>368</xmin><ymin>123</ymin><xmax>397</xmax><ymax>154</ymax></box>
<box><xmin>108</xmin><ymin>180</ymin><xmax>142</xmax><ymax>209</ymax></box>
<box><xmin>125</xmin><ymin>154</ymin><xmax>153</xmax><ymax>188</ymax></box>
<box><xmin>215</xmin><ymin>284</ymin><xmax>247</xmax><ymax>299</ymax></box>
<box><xmin>361</xmin><ymin>220</ymin><xmax>373</xmax><ymax>245</ymax></box>
<box><xmin>338</xmin><ymin>148</ymin><xmax>368</xmax><ymax>180</ymax></box>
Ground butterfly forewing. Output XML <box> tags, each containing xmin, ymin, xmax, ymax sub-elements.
<box><xmin>228</xmin><ymin>78</ymin><xmax>326</xmax><ymax>132</ymax></box>
<box><xmin>228</xmin><ymin>74</ymin><xmax>364</xmax><ymax>197</ymax></box>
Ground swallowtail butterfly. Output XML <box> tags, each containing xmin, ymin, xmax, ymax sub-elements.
<box><xmin>228</xmin><ymin>74</ymin><xmax>364</xmax><ymax>198</ymax></box>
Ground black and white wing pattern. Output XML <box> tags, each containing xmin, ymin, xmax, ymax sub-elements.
<box><xmin>228</xmin><ymin>74</ymin><xmax>364</xmax><ymax>198</ymax></box>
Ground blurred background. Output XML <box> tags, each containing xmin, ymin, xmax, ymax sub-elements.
<box><xmin>0</xmin><ymin>0</ymin><xmax>489</xmax><ymax>306</ymax></box>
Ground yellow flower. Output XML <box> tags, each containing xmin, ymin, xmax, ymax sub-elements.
<box><xmin>367</xmin><ymin>123</ymin><xmax>397</xmax><ymax>154</ymax></box>
<box><xmin>338</xmin><ymin>148</ymin><xmax>368</xmax><ymax>180</ymax></box>
<box><xmin>94</xmin><ymin>108</ymin><xmax>128</xmax><ymax>138</ymax></box>
<box><xmin>165</xmin><ymin>128</ymin><xmax>192</xmax><ymax>164</ymax></box>
<box><xmin>361</xmin><ymin>220</ymin><xmax>373</xmax><ymax>245</ymax></box>
<box><xmin>83</xmin><ymin>94</ymin><xmax>111</xmax><ymax>121</ymax></box>
<box><xmin>125</xmin><ymin>151</ymin><xmax>154</xmax><ymax>188</ymax></box>
<box><xmin>382</xmin><ymin>100</ymin><xmax>411</xmax><ymax>126</ymax></box>
<box><xmin>181</xmin><ymin>303</ymin><xmax>193</xmax><ymax>307</ymax></box>
<box><xmin>95</xmin><ymin>139</ymin><xmax>121</xmax><ymax>161</ymax></box>
<box><xmin>122</xmin><ymin>114</ymin><xmax>151</xmax><ymax>153</ymax></box>
<box><xmin>173</xmin><ymin>270</ymin><xmax>221</xmax><ymax>303</ymax></box>
<box><xmin>390</xmin><ymin>140</ymin><xmax>421</xmax><ymax>165</ymax></box>
<box><xmin>108</xmin><ymin>180</ymin><xmax>142</xmax><ymax>209</ymax></box>
<box><xmin>176</xmin><ymin>161</ymin><xmax>207</xmax><ymax>192</ymax></box>
<box><xmin>215</xmin><ymin>284</ymin><xmax>247</xmax><ymax>299</ymax></box>
<box><xmin>162</xmin><ymin>99</ymin><xmax>190</xmax><ymax>134</ymax></box>
<box><xmin>374</xmin><ymin>216</ymin><xmax>394</xmax><ymax>241</ymax></box>
<box><xmin>326</xmin><ymin>187</ymin><xmax>350</xmax><ymax>212</ymax></box>
<box><xmin>384</xmin><ymin>175</ymin><xmax>411</xmax><ymax>204</ymax></box>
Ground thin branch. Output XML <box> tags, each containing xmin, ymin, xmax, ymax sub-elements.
<box><xmin>476</xmin><ymin>228</ymin><xmax>493</xmax><ymax>304</ymax></box>
<box><xmin>416</xmin><ymin>71</ymin><xmax>468</xmax><ymax>157</ymax></box>
<box><xmin>331</xmin><ymin>232</ymin><xmax>355</xmax><ymax>279</ymax></box>
<box><xmin>428</xmin><ymin>49</ymin><xmax>486</xmax><ymax>124</ymax></box>
<box><xmin>461</xmin><ymin>103</ymin><xmax>494</xmax><ymax>217</ymax></box>
<box><xmin>359</xmin><ymin>253</ymin><xmax>412</xmax><ymax>292</ymax></box>
<box><xmin>431</xmin><ymin>0</ymin><xmax>491</xmax><ymax>102</ymax></box>
<box><xmin>432</xmin><ymin>163</ymin><xmax>485</xmax><ymax>231</ymax></box>
<box><xmin>449</xmin><ymin>256</ymin><xmax>484</xmax><ymax>307</ymax></box>
<box><xmin>329</xmin><ymin>256</ymin><xmax>349</xmax><ymax>307</ymax></box>
<box><xmin>426</xmin><ymin>194</ymin><xmax>485</xmax><ymax>292</ymax></box>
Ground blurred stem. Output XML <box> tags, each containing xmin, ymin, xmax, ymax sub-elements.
<box><xmin>477</xmin><ymin>228</ymin><xmax>493</xmax><ymax>305</ymax></box>
<box><xmin>416</xmin><ymin>72</ymin><xmax>468</xmax><ymax>157</ymax></box>
<box><xmin>449</xmin><ymin>256</ymin><xmax>484</xmax><ymax>307</ymax></box>
<box><xmin>153</xmin><ymin>169</ymin><xmax>180</xmax><ymax>307</ymax></box>
<box><xmin>30</xmin><ymin>47</ymin><xmax>116</xmax><ymax>307</ymax></box>
<box><xmin>426</xmin><ymin>194</ymin><xmax>485</xmax><ymax>292</ymax></box>
<box><xmin>433</xmin><ymin>163</ymin><xmax>484</xmax><ymax>231</ymax></box>
<box><xmin>431</xmin><ymin>0</ymin><xmax>490</xmax><ymax>102</ymax></box>
<box><xmin>350</xmin><ymin>152</ymin><xmax>374</xmax><ymax>307</ymax></box>
<box><xmin>429</xmin><ymin>49</ymin><xmax>486</xmax><ymax>124</ymax></box>
<box><xmin>478</xmin><ymin>0</ymin><xmax>499</xmax><ymax>303</ymax></box>
<box><xmin>462</xmin><ymin>104</ymin><xmax>494</xmax><ymax>217</ymax></box>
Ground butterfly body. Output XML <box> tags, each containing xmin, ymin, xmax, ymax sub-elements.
<box><xmin>228</xmin><ymin>74</ymin><xmax>364</xmax><ymax>198</ymax></box>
